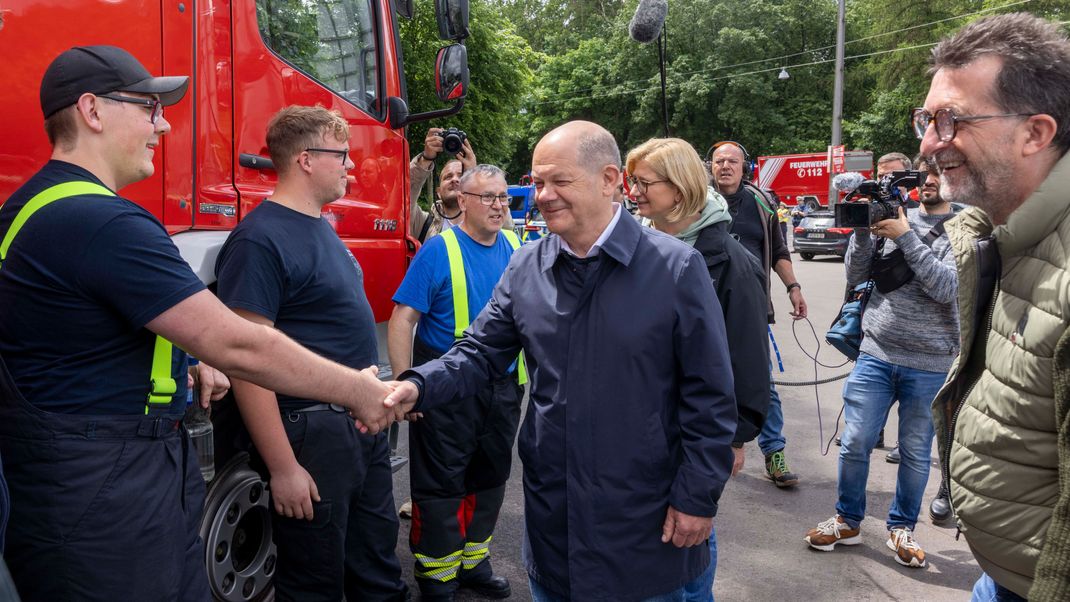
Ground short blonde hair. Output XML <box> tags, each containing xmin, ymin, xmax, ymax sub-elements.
<box><xmin>625</xmin><ymin>138</ymin><xmax>707</xmax><ymax>222</ymax></box>
<box><xmin>267</xmin><ymin>105</ymin><xmax>350</xmax><ymax>175</ymax></box>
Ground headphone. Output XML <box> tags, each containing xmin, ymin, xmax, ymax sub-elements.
<box><xmin>705</xmin><ymin>141</ymin><xmax>753</xmax><ymax>181</ymax></box>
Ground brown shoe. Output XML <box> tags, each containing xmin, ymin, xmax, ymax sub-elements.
<box><xmin>398</xmin><ymin>500</ymin><xmax>412</xmax><ymax>519</ymax></box>
<box><xmin>887</xmin><ymin>526</ymin><xmax>926</xmax><ymax>567</ymax></box>
<box><xmin>805</xmin><ymin>515</ymin><xmax>861</xmax><ymax>551</ymax></box>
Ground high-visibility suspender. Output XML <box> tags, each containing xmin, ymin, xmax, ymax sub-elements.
<box><xmin>0</xmin><ymin>181</ymin><xmax>177</xmax><ymax>414</ymax></box>
<box><xmin>439</xmin><ymin>228</ymin><xmax>527</xmax><ymax>385</ymax></box>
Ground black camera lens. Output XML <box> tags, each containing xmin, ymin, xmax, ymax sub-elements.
<box><xmin>438</xmin><ymin>127</ymin><xmax>467</xmax><ymax>155</ymax></box>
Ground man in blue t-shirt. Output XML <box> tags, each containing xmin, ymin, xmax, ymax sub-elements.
<box><xmin>215</xmin><ymin>106</ymin><xmax>407</xmax><ymax>601</ymax></box>
<box><xmin>0</xmin><ymin>47</ymin><xmax>397</xmax><ymax>600</ymax></box>
<box><xmin>389</xmin><ymin>164</ymin><xmax>524</xmax><ymax>601</ymax></box>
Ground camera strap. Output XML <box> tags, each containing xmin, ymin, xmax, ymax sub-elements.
<box><xmin>870</xmin><ymin>216</ymin><xmax>949</xmax><ymax>294</ymax></box>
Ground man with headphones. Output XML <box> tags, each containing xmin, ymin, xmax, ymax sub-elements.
<box><xmin>709</xmin><ymin>141</ymin><xmax>807</xmax><ymax>489</ymax></box>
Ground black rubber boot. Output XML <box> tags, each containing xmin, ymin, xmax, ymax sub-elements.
<box><xmin>930</xmin><ymin>482</ymin><xmax>953</xmax><ymax>524</ymax></box>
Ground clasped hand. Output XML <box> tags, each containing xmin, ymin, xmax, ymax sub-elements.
<box><xmin>348</xmin><ymin>375</ymin><xmax>421</xmax><ymax>433</ymax></box>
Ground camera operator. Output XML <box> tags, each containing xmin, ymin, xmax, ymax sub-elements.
<box><xmin>409</xmin><ymin>127</ymin><xmax>513</xmax><ymax>243</ymax></box>
<box><xmin>805</xmin><ymin>166</ymin><xmax>959</xmax><ymax>569</ymax></box>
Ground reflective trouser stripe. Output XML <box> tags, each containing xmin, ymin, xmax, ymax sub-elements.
<box><xmin>414</xmin><ymin>551</ymin><xmax>462</xmax><ymax>582</ymax></box>
<box><xmin>461</xmin><ymin>536</ymin><xmax>492</xmax><ymax>569</ymax></box>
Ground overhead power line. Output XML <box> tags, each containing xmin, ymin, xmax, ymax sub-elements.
<box><xmin>535</xmin><ymin>0</ymin><xmax>1034</xmax><ymax>102</ymax></box>
<box><xmin>532</xmin><ymin>42</ymin><xmax>940</xmax><ymax>106</ymax></box>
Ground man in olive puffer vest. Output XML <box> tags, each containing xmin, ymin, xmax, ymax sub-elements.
<box><xmin>919</xmin><ymin>13</ymin><xmax>1070</xmax><ymax>602</ymax></box>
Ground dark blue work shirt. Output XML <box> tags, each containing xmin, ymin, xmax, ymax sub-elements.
<box><xmin>406</xmin><ymin>211</ymin><xmax>737</xmax><ymax>601</ymax></box>
<box><xmin>215</xmin><ymin>201</ymin><xmax>378</xmax><ymax>409</ymax></box>
<box><xmin>0</xmin><ymin>161</ymin><xmax>205</xmax><ymax>414</ymax></box>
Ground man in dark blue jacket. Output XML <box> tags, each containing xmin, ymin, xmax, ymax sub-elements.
<box><xmin>385</xmin><ymin>121</ymin><xmax>737</xmax><ymax>601</ymax></box>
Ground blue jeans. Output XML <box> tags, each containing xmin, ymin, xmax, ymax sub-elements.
<box><xmin>836</xmin><ymin>353</ymin><xmax>943</xmax><ymax>530</ymax></box>
<box><xmin>758</xmin><ymin>375</ymin><xmax>786</xmax><ymax>457</ymax></box>
<box><xmin>970</xmin><ymin>573</ymin><xmax>1027</xmax><ymax>602</ymax></box>
<box><xmin>529</xmin><ymin>577</ymin><xmax>687</xmax><ymax>602</ymax></box>
<box><xmin>682</xmin><ymin>529</ymin><xmax>717</xmax><ymax>602</ymax></box>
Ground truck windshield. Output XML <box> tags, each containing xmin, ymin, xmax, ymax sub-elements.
<box><xmin>255</xmin><ymin>0</ymin><xmax>379</xmax><ymax>114</ymax></box>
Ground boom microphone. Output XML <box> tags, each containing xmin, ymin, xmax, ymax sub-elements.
<box><xmin>832</xmin><ymin>171</ymin><xmax>865</xmax><ymax>192</ymax></box>
<box><xmin>628</xmin><ymin>0</ymin><xmax>667</xmax><ymax>44</ymax></box>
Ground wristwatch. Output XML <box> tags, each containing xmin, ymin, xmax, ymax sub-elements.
<box><xmin>786</xmin><ymin>282</ymin><xmax>801</xmax><ymax>293</ymax></box>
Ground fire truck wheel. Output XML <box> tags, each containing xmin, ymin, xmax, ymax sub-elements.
<box><xmin>800</xmin><ymin>252</ymin><xmax>815</xmax><ymax>261</ymax></box>
<box><xmin>200</xmin><ymin>453</ymin><xmax>276</xmax><ymax>602</ymax></box>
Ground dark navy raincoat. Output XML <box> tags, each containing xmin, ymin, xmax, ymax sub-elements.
<box><xmin>407</xmin><ymin>211</ymin><xmax>737</xmax><ymax>601</ymax></box>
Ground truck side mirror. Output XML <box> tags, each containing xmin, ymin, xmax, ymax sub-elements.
<box><xmin>434</xmin><ymin>0</ymin><xmax>469</xmax><ymax>41</ymax></box>
<box><xmin>435</xmin><ymin>44</ymin><xmax>469</xmax><ymax>102</ymax></box>
<box><xmin>394</xmin><ymin>0</ymin><xmax>414</xmax><ymax>19</ymax></box>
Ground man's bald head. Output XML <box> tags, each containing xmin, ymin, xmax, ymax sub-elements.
<box><xmin>537</xmin><ymin>121</ymin><xmax>621</xmax><ymax>175</ymax></box>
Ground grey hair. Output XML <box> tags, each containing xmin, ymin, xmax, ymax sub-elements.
<box><xmin>459</xmin><ymin>164</ymin><xmax>506</xmax><ymax>187</ymax></box>
<box><xmin>877</xmin><ymin>152</ymin><xmax>912</xmax><ymax>170</ymax></box>
<box><xmin>577</xmin><ymin>128</ymin><xmax>622</xmax><ymax>173</ymax></box>
<box><xmin>930</xmin><ymin>12</ymin><xmax>1070</xmax><ymax>154</ymax></box>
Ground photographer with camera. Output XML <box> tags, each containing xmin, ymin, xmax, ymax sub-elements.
<box><xmin>805</xmin><ymin>167</ymin><xmax>959</xmax><ymax>569</ymax></box>
<box><xmin>409</xmin><ymin>127</ymin><xmax>513</xmax><ymax>243</ymax></box>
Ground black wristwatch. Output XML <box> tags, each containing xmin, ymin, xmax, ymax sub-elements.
<box><xmin>786</xmin><ymin>282</ymin><xmax>801</xmax><ymax>294</ymax></box>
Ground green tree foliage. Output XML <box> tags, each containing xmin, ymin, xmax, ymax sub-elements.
<box><xmin>399</xmin><ymin>0</ymin><xmax>538</xmax><ymax>181</ymax></box>
<box><xmin>491</xmin><ymin>0</ymin><xmax>1068</xmax><ymax>174</ymax></box>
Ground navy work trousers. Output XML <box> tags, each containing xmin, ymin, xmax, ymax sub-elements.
<box><xmin>258</xmin><ymin>408</ymin><xmax>407</xmax><ymax>602</ymax></box>
<box><xmin>409</xmin><ymin>338</ymin><xmax>523</xmax><ymax>596</ymax></box>
<box><xmin>0</xmin><ymin>356</ymin><xmax>209</xmax><ymax>601</ymax></box>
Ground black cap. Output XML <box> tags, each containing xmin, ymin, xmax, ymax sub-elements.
<box><xmin>40</xmin><ymin>45</ymin><xmax>189</xmax><ymax>119</ymax></box>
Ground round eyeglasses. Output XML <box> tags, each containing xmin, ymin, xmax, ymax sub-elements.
<box><xmin>625</xmin><ymin>175</ymin><xmax>669</xmax><ymax>194</ymax></box>
<box><xmin>911</xmin><ymin>107</ymin><xmax>1034</xmax><ymax>143</ymax></box>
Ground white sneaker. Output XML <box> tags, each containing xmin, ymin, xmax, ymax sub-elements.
<box><xmin>805</xmin><ymin>515</ymin><xmax>862</xmax><ymax>551</ymax></box>
<box><xmin>887</xmin><ymin>526</ymin><xmax>927</xmax><ymax>567</ymax></box>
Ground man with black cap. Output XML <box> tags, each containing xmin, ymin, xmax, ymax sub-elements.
<box><xmin>0</xmin><ymin>46</ymin><xmax>400</xmax><ymax>600</ymax></box>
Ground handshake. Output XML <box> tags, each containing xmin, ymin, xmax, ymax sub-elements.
<box><xmin>344</xmin><ymin>367</ymin><xmax>423</xmax><ymax>434</ymax></box>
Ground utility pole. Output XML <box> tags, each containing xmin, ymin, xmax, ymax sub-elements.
<box><xmin>829</xmin><ymin>0</ymin><xmax>846</xmax><ymax>206</ymax></box>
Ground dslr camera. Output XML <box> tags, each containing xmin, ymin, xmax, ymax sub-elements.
<box><xmin>834</xmin><ymin>170</ymin><xmax>925</xmax><ymax>228</ymax></box>
<box><xmin>437</xmin><ymin>127</ymin><xmax>468</xmax><ymax>155</ymax></box>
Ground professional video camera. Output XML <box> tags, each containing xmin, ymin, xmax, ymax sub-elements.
<box><xmin>833</xmin><ymin>170</ymin><xmax>925</xmax><ymax>228</ymax></box>
<box><xmin>438</xmin><ymin>127</ymin><xmax>468</xmax><ymax>154</ymax></box>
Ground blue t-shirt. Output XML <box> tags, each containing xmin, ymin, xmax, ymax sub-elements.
<box><xmin>215</xmin><ymin>201</ymin><xmax>378</xmax><ymax>408</ymax></box>
<box><xmin>393</xmin><ymin>226</ymin><xmax>516</xmax><ymax>355</ymax></box>
<box><xmin>0</xmin><ymin>161</ymin><xmax>206</xmax><ymax>414</ymax></box>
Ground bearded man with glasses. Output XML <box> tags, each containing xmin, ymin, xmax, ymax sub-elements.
<box><xmin>388</xmin><ymin>164</ymin><xmax>525</xmax><ymax>601</ymax></box>
<box><xmin>918</xmin><ymin>13</ymin><xmax>1070</xmax><ymax>602</ymax></box>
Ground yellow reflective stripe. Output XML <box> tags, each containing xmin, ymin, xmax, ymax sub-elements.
<box><xmin>146</xmin><ymin>336</ymin><xmax>177</xmax><ymax>411</ymax></box>
<box><xmin>414</xmin><ymin>551</ymin><xmax>462</xmax><ymax>582</ymax></box>
<box><xmin>440</xmin><ymin>229</ymin><xmax>469</xmax><ymax>339</ymax></box>
<box><xmin>501</xmin><ymin>228</ymin><xmax>521</xmax><ymax>250</ymax></box>
<box><xmin>0</xmin><ymin>180</ymin><xmax>178</xmax><ymax>414</ymax></box>
<box><xmin>461</xmin><ymin>536</ymin><xmax>492</xmax><ymax>568</ymax></box>
<box><xmin>441</xmin><ymin>228</ymin><xmax>527</xmax><ymax>384</ymax></box>
<box><xmin>0</xmin><ymin>181</ymin><xmax>115</xmax><ymax>266</ymax></box>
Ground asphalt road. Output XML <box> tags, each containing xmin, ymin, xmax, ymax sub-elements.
<box><xmin>390</xmin><ymin>239</ymin><xmax>980</xmax><ymax>602</ymax></box>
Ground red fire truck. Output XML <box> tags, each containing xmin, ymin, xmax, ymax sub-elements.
<box><xmin>755</xmin><ymin>150</ymin><xmax>873</xmax><ymax>211</ymax></box>
<box><xmin>0</xmin><ymin>0</ymin><xmax>470</xmax><ymax>598</ymax></box>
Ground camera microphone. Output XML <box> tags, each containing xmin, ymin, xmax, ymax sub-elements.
<box><xmin>628</xmin><ymin>0</ymin><xmax>667</xmax><ymax>44</ymax></box>
<box><xmin>832</xmin><ymin>171</ymin><xmax>865</xmax><ymax>192</ymax></box>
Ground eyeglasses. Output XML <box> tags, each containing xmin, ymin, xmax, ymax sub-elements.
<box><xmin>911</xmin><ymin>107</ymin><xmax>1034</xmax><ymax>143</ymax></box>
<box><xmin>99</xmin><ymin>94</ymin><xmax>163</xmax><ymax>124</ymax></box>
<box><xmin>305</xmin><ymin>148</ymin><xmax>350</xmax><ymax>164</ymax></box>
<box><xmin>461</xmin><ymin>191</ymin><xmax>510</xmax><ymax>206</ymax></box>
<box><xmin>625</xmin><ymin>175</ymin><xmax>669</xmax><ymax>194</ymax></box>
